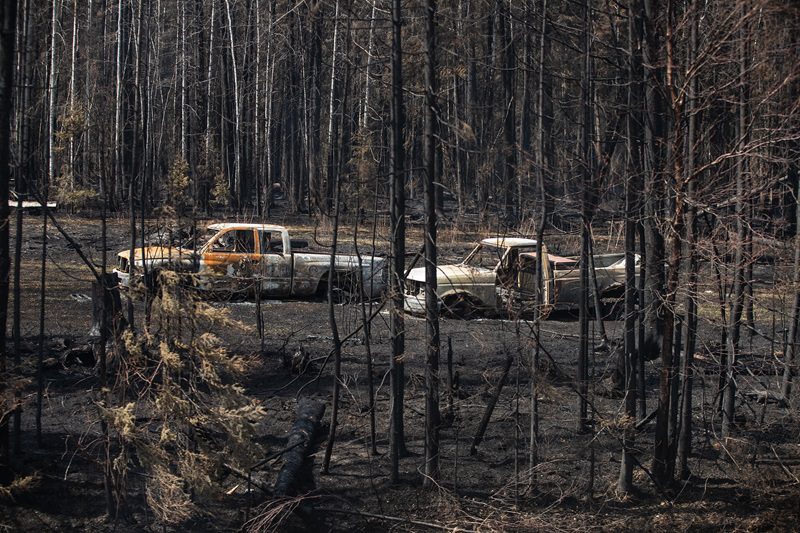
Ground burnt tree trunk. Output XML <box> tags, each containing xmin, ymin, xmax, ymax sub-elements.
<box><xmin>422</xmin><ymin>0</ymin><xmax>441</xmax><ymax>488</ymax></box>
<box><xmin>498</xmin><ymin>0</ymin><xmax>516</xmax><ymax>220</ymax></box>
<box><xmin>641</xmin><ymin>0</ymin><xmax>666</xmax><ymax>361</ymax></box>
<box><xmin>677</xmin><ymin>6</ymin><xmax>699</xmax><ymax>480</ymax></box>
<box><xmin>722</xmin><ymin>15</ymin><xmax>749</xmax><ymax>437</ymax></box>
<box><xmin>0</xmin><ymin>0</ymin><xmax>15</xmax><ymax>484</ymax></box>
<box><xmin>36</xmin><ymin>205</ymin><xmax>47</xmax><ymax>446</ymax></box>
<box><xmin>388</xmin><ymin>0</ymin><xmax>408</xmax><ymax>484</ymax></box>
<box><xmin>274</xmin><ymin>399</ymin><xmax>326</xmax><ymax>497</ymax></box>
<box><xmin>652</xmin><ymin>1</ymin><xmax>685</xmax><ymax>486</ymax></box>
<box><xmin>618</xmin><ymin>164</ymin><xmax>638</xmax><ymax>493</ymax></box>
<box><xmin>577</xmin><ymin>0</ymin><xmax>591</xmax><ymax>434</ymax></box>
<box><xmin>321</xmin><ymin>24</ymin><xmax>352</xmax><ymax>473</ymax></box>
<box><xmin>530</xmin><ymin>0</ymin><xmax>548</xmax><ymax>484</ymax></box>
<box><xmin>588</xmin><ymin>233</ymin><xmax>609</xmax><ymax>347</ymax></box>
<box><xmin>781</xmin><ymin>174</ymin><xmax>800</xmax><ymax>401</ymax></box>
<box><xmin>321</xmin><ymin>141</ymin><xmax>342</xmax><ymax>476</ymax></box>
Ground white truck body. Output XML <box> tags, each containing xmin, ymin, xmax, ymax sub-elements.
<box><xmin>404</xmin><ymin>237</ymin><xmax>639</xmax><ymax>317</ymax></box>
<box><xmin>114</xmin><ymin>223</ymin><xmax>385</xmax><ymax>299</ymax></box>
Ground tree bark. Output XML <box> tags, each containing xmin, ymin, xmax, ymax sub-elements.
<box><xmin>274</xmin><ymin>399</ymin><xmax>326</xmax><ymax>497</ymax></box>
<box><xmin>781</xmin><ymin>176</ymin><xmax>800</xmax><ymax>401</ymax></box>
<box><xmin>722</xmin><ymin>13</ymin><xmax>749</xmax><ymax>438</ymax></box>
<box><xmin>652</xmin><ymin>0</ymin><xmax>684</xmax><ymax>486</ymax></box>
<box><xmin>577</xmin><ymin>0</ymin><xmax>591</xmax><ymax>434</ymax></box>
<box><xmin>677</xmin><ymin>4</ymin><xmax>699</xmax><ymax>480</ymax></box>
<box><xmin>324</xmin><ymin>0</ymin><xmax>341</xmax><ymax>212</ymax></box>
<box><xmin>423</xmin><ymin>0</ymin><xmax>440</xmax><ymax>488</ymax></box>
<box><xmin>36</xmin><ymin>205</ymin><xmax>47</xmax><ymax>447</ymax></box>
<box><xmin>223</xmin><ymin>0</ymin><xmax>242</xmax><ymax>208</ymax></box>
<box><xmin>354</xmin><ymin>189</ymin><xmax>378</xmax><ymax>456</ymax></box>
<box><xmin>618</xmin><ymin>165</ymin><xmax>638</xmax><ymax>493</ymax></box>
<box><xmin>530</xmin><ymin>0</ymin><xmax>547</xmax><ymax>487</ymax></box>
<box><xmin>0</xmin><ymin>0</ymin><xmax>16</xmax><ymax>484</ymax></box>
<box><xmin>641</xmin><ymin>0</ymin><xmax>666</xmax><ymax>361</ymax></box>
<box><xmin>307</xmin><ymin>0</ymin><xmax>322</xmax><ymax>214</ymax></box>
<box><xmin>498</xmin><ymin>0</ymin><xmax>516</xmax><ymax>221</ymax></box>
<box><xmin>10</xmin><ymin>0</ymin><xmax>29</xmax><ymax>456</ymax></box>
<box><xmin>388</xmin><ymin>0</ymin><xmax>407</xmax><ymax>484</ymax></box>
<box><xmin>321</xmin><ymin>143</ymin><xmax>342</xmax><ymax>475</ymax></box>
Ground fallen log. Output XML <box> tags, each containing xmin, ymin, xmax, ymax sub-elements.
<box><xmin>273</xmin><ymin>398</ymin><xmax>326</xmax><ymax>497</ymax></box>
<box><xmin>470</xmin><ymin>355</ymin><xmax>513</xmax><ymax>455</ymax></box>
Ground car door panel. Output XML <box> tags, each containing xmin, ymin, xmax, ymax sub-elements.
<box><xmin>257</xmin><ymin>230</ymin><xmax>292</xmax><ymax>297</ymax></box>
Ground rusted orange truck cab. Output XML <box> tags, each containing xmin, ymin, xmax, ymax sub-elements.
<box><xmin>114</xmin><ymin>223</ymin><xmax>386</xmax><ymax>299</ymax></box>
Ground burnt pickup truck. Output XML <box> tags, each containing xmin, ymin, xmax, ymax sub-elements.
<box><xmin>404</xmin><ymin>237</ymin><xmax>638</xmax><ymax>317</ymax></box>
<box><xmin>114</xmin><ymin>223</ymin><xmax>385</xmax><ymax>299</ymax></box>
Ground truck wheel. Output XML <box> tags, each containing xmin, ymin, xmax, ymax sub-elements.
<box><xmin>335</xmin><ymin>272</ymin><xmax>361</xmax><ymax>303</ymax></box>
<box><xmin>443</xmin><ymin>294</ymin><xmax>479</xmax><ymax>319</ymax></box>
<box><xmin>319</xmin><ymin>273</ymin><xmax>358</xmax><ymax>304</ymax></box>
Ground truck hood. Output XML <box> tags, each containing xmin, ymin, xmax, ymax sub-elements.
<box><xmin>117</xmin><ymin>246</ymin><xmax>192</xmax><ymax>264</ymax></box>
<box><xmin>406</xmin><ymin>264</ymin><xmax>494</xmax><ymax>286</ymax></box>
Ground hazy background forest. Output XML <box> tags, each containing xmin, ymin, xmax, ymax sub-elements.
<box><xmin>0</xmin><ymin>0</ymin><xmax>798</xmax><ymax>530</ymax></box>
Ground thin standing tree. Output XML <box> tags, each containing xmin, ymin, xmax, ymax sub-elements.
<box><xmin>781</xmin><ymin>176</ymin><xmax>800</xmax><ymax>401</ymax></box>
<box><xmin>529</xmin><ymin>0</ymin><xmax>549</xmax><ymax>488</ymax></box>
<box><xmin>618</xmin><ymin>168</ymin><xmax>638</xmax><ymax>492</ymax></box>
<box><xmin>0</xmin><ymin>0</ymin><xmax>15</xmax><ymax>484</ymax></box>
<box><xmin>223</xmin><ymin>0</ymin><xmax>242</xmax><ymax>208</ymax></box>
<box><xmin>321</xmin><ymin>144</ymin><xmax>343</xmax><ymax>476</ymax></box>
<box><xmin>722</xmin><ymin>7</ymin><xmax>750</xmax><ymax>438</ymax></box>
<box><xmin>388</xmin><ymin>0</ymin><xmax>407</xmax><ymax>483</ymax></box>
<box><xmin>677</xmin><ymin>1</ymin><xmax>700</xmax><ymax>480</ymax></box>
<box><xmin>576</xmin><ymin>0</ymin><xmax>592</xmax><ymax>434</ymax></box>
<box><xmin>422</xmin><ymin>0</ymin><xmax>440</xmax><ymax>489</ymax></box>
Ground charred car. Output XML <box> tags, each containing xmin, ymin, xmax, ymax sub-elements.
<box><xmin>114</xmin><ymin>223</ymin><xmax>386</xmax><ymax>299</ymax></box>
<box><xmin>404</xmin><ymin>237</ymin><xmax>638</xmax><ymax>317</ymax></box>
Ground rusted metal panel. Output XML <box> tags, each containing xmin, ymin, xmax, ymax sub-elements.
<box><xmin>114</xmin><ymin>223</ymin><xmax>386</xmax><ymax>300</ymax></box>
<box><xmin>405</xmin><ymin>237</ymin><xmax>638</xmax><ymax>317</ymax></box>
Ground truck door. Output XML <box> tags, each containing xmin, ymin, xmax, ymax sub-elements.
<box><xmin>540</xmin><ymin>245</ymin><xmax>555</xmax><ymax>317</ymax></box>
<box><xmin>201</xmin><ymin>228</ymin><xmax>260</xmax><ymax>293</ymax></box>
<box><xmin>257</xmin><ymin>230</ymin><xmax>292</xmax><ymax>297</ymax></box>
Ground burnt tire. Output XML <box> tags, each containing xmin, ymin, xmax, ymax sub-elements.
<box><xmin>442</xmin><ymin>294</ymin><xmax>480</xmax><ymax>319</ymax></box>
<box><xmin>319</xmin><ymin>272</ymin><xmax>359</xmax><ymax>304</ymax></box>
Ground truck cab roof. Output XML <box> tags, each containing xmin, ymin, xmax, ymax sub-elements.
<box><xmin>207</xmin><ymin>222</ymin><xmax>286</xmax><ymax>232</ymax></box>
<box><xmin>519</xmin><ymin>251</ymin><xmax>576</xmax><ymax>265</ymax></box>
<box><xmin>480</xmin><ymin>237</ymin><xmax>538</xmax><ymax>249</ymax></box>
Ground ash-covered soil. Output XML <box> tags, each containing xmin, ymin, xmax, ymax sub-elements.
<box><xmin>1</xmin><ymin>213</ymin><xmax>799</xmax><ymax>532</ymax></box>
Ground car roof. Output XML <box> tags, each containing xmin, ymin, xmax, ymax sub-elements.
<box><xmin>480</xmin><ymin>237</ymin><xmax>538</xmax><ymax>248</ymax></box>
<box><xmin>520</xmin><ymin>251</ymin><xmax>575</xmax><ymax>264</ymax></box>
<box><xmin>207</xmin><ymin>222</ymin><xmax>286</xmax><ymax>232</ymax></box>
